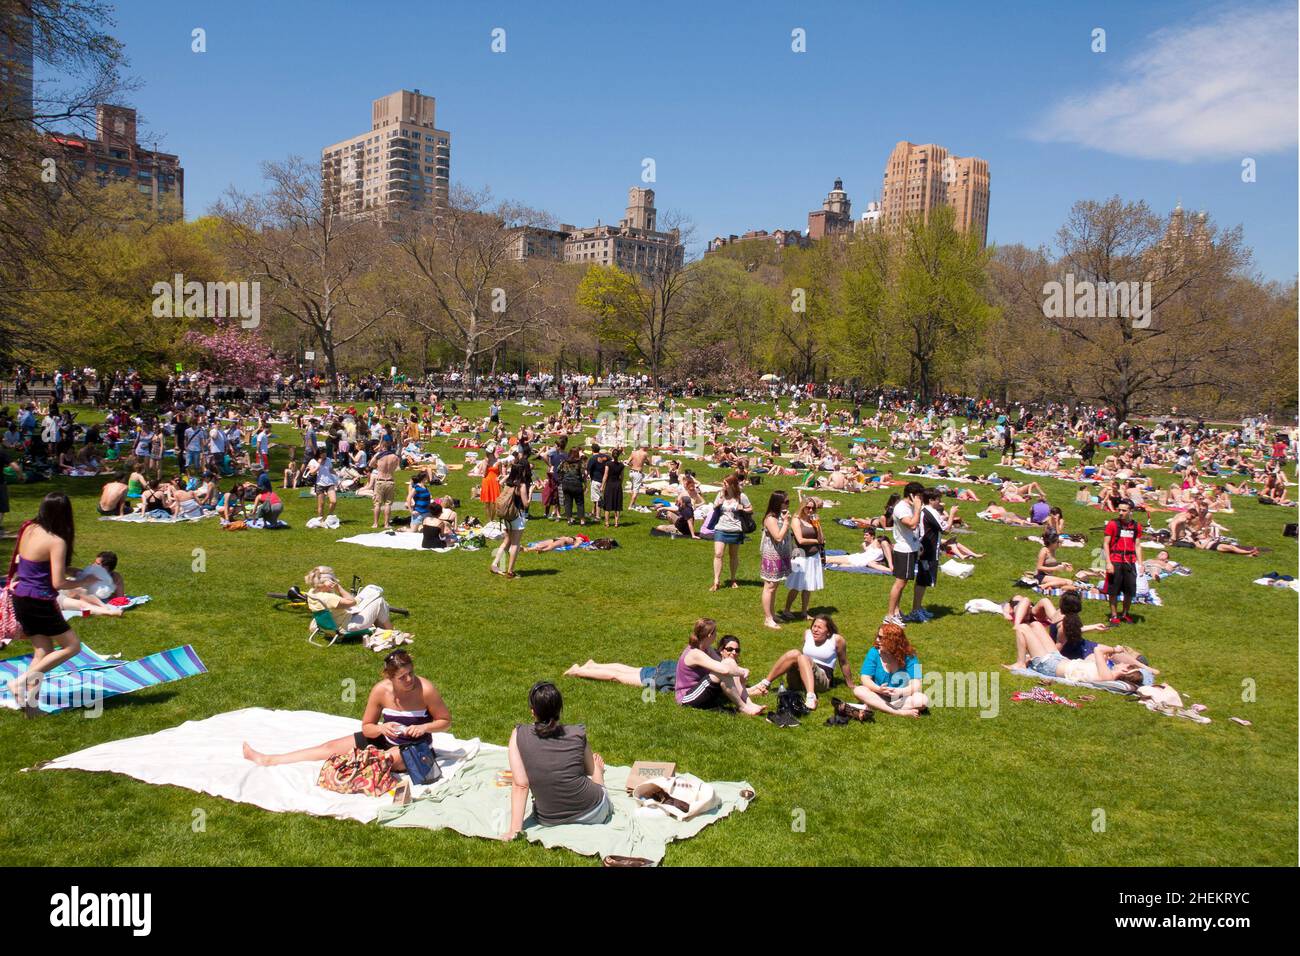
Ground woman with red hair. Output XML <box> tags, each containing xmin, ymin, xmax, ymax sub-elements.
<box><xmin>853</xmin><ymin>623</ymin><xmax>929</xmax><ymax>718</ymax></box>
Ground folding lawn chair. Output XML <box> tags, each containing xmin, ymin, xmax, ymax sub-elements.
<box><xmin>307</xmin><ymin>607</ymin><xmax>374</xmax><ymax>648</ymax></box>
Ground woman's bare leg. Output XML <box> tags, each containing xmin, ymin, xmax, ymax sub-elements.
<box><xmin>852</xmin><ymin>685</ymin><xmax>921</xmax><ymax>718</ymax></box>
<box><xmin>241</xmin><ymin>734</ymin><xmax>357</xmax><ymax>766</ymax></box>
<box><xmin>564</xmin><ymin>662</ymin><xmax>644</xmax><ymax>686</ymax></box>
<box><xmin>728</xmin><ymin>544</ymin><xmax>740</xmax><ymax>587</ymax></box>
<box><xmin>718</xmin><ymin>675</ymin><xmax>764</xmax><ymax>715</ymax></box>
<box><xmin>711</xmin><ymin>542</ymin><xmax>724</xmax><ymax>590</ymax></box>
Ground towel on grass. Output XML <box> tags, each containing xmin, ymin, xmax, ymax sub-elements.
<box><xmin>1006</xmin><ymin>667</ymin><xmax>1136</xmax><ymax>695</ymax></box>
<box><xmin>379</xmin><ymin>745</ymin><xmax>752</xmax><ymax>865</ymax></box>
<box><xmin>901</xmin><ymin>471</ymin><xmax>978</xmax><ymax>483</ymax></box>
<box><xmin>99</xmin><ymin>510</ymin><xmax>216</xmax><ymax>524</ymax></box>
<box><xmin>337</xmin><ymin>531</ymin><xmax>441</xmax><ymax>551</ymax></box>
<box><xmin>37</xmin><ymin>708</ymin><xmax>479</xmax><ymax>822</ymax></box>
<box><xmin>2</xmin><ymin>644</ymin><xmax>206</xmax><ymax>713</ymax></box>
<box><xmin>61</xmin><ymin>594</ymin><xmax>151</xmax><ymax>621</ymax></box>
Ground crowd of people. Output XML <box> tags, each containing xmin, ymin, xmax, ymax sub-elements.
<box><xmin>2</xmin><ymin>374</ymin><xmax>1295</xmax><ymax>838</ymax></box>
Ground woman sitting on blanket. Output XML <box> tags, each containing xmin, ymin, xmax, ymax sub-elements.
<box><xmin>824</xmin><ymin>528</ymin><xmax>894</xmax><ymax>572</ymax></box>
<box><xmin>501</xmin><ymin>682</ymin><xmax>610</xmax><ymax>840</ymax></box>
<box><xmin>1034</xmin><ymin>532</ymin><xmax>1076</xmax><ymax>589</ymax></box>
<box><xmin>243</xmin><ymin>649</ymin><xmax>451</xmax><ymax>773</ymax></box>
<box><xmin>852</xmin><ymin>623</ymin><xmax>929</xmax><ymax>718</ymax></box>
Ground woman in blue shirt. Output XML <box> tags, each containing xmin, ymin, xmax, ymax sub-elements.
<box><xmin>854</xmin><ymin>623</ymin><xmax>929</xmax><ymax>718</ymax></box>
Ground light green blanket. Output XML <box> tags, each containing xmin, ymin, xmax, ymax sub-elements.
<box><xmin>377</xmin><ymin>745</ymin><xmax>753</xmax><ymax>864</ymax></box>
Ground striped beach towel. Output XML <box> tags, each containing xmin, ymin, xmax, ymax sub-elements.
<box><xmin>0</xmin><ymin>644</ymin><xmax>207</xmax><ymax>714</ymax></box>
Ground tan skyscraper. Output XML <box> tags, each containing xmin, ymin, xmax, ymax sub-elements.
<box><xmin>321</xmin><ymin>89</ymin><xmax>451</xmax><ymax>220</ymax></box>
<box><xmin>880</xmin><ymin>141</ymin><xmax>989</xmax><ymax>246</ymax></box>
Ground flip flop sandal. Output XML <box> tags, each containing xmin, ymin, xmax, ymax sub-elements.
<box><xmin>1229</xmin><ymin>717</ymin><xmax>1253</xmax><ymax>727</ymax></box>
<box><xmin>1078</xmin><ymin>694</ymin><xmax>1096</xmax><ymax>702</ymax></box>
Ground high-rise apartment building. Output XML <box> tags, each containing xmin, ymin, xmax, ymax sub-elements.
<box><xmin>0</xmin><ymin>4</ymin><xmax>33</xmax><ymax>122</ymax></box>
<box><xmin>879</xmin><ymin>141</ymin><xmax>990</xmax><ymax>246</ymax></box>
<box><xmin>321</xmin><ymin>89</ymin><xmax>451</xmax><ymax>220</ymax></box>
<box><xmin>45</xmin><ymin>105</ymin><xmax>184</xmax><ymax>216</ymax></box>
<box><xmin>807</xmin><ymin>178</ymin><xmax>854</xmax><ymax>239</ymax></box>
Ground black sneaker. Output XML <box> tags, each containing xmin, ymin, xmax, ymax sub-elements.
<box><xmin>767</xmin><ymin>712</ymin><xmax>800</xmax><ymax>728</ymax></box>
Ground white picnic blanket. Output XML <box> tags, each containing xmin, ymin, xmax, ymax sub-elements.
<box><xmin>36</xmin><ymin>708</ymin><xmax>480</xmax><ymax>823</ymax></box>
<box><xmin>337</xmin><ymin>531</ymin><xmax>435</xmax><ymax>550</ymax></box>
<box><xmin>99</xmin><ymin>510</ymin><xmax>217</xmax><ymax>524</ymax></box>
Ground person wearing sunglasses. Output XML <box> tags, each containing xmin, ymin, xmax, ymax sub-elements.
<box><xmin>242</xmin><ymin>650</ymin><xmax>452</xmax><ymax>772</ymax></box>
<box><xmin>675</xmin><ymin>619</ymin><xmax>764</xmax><ymax>716</ymax></box>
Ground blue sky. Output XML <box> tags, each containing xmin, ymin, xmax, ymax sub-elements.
<box><xmin>51</xmin><ymin>0</ymin><xmax>1299</xmax><ymax>279</ymax></box>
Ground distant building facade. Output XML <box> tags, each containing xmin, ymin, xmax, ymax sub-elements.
<box><xmin>706</xmin><ymin>228</ymin><xmax>809</xmax><ymax>253</ymax></box>
<box><xmin>0</xmin><ymin>5</ymin><xmax>33</xmax><ymax>122</ymax></box>
<box><xmin>322</xmin><ymin>89</ymin><xmax>451</xmax><ymax>220</ymax></box>
<box><xmin>807</xmin><ymin>178</ymin><xmax>854</xmax><ymax>239</ymax></box>
<box><xmin>44</xmin><ymin>105</ymin><xmax>184</xmax><ymax>217</ymax></box>
<box><xmin>511</xmin><ymin>187</ymin><xmax>685</xmax><ymax>279</ymax></box>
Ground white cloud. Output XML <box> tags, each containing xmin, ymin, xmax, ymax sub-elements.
<box><xmin>1033</xmin><ymin>4</ymin><xmax>1298</xmax><ymax>161</ymax></box>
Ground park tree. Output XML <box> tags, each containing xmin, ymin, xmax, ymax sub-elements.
<box><xmin>831</xmin><ymin>226</ymin><xmax>896</xmax><ymax>387</ymax></box>
<box><xmin>215</xmin><ymin>156</ymin><xmax>395</xmax><ymax>391</ymax></box>
<box><xmin>768</xmin><ymin>239</ymin><xmax>839</xmax><ymax>382</ymax></box>
<box><xmin>891</xmin><ymin>204</ymin><xmax>997</xmax><ymax>402</ymax></box>
<box><xmin>392</xmin><ymin>186</ymin><xmax>557</xmax><ymax>377</ymax></box>
<box><xmin>576</xmin><ymin>214</ymin><xmax>694</xmax><ymax>384</ymax></box>
<box><xmin>997</xmin><ymin>197</ymin><xmax>1251</xmax><ymax>421</ymax></box>
<box><xmin>0</xmin><ymin>0</ymin><xmax>128</xmax><ymax>362</ymax></box>
<box><xmin>15</xmin><ymin>186</ymin><xmax>226</xmax><ymax>376</ymax></box>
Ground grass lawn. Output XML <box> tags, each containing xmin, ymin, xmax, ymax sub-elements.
<box><xmin>1</xmin><ymin>398</ymin><xmax>1295</xmax><ymax>866</ymax></box>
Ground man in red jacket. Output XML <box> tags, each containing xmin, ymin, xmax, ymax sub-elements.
<box><xmin>1102</xmin><ymin>500</ymin><xmax>1143</xmax><ymax>624</ymax></box>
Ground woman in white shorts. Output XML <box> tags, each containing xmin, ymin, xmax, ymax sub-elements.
<box><xmin>491</xmin><ymin>455</ymin><xmax>531</xmax><ymax>579</ymax></box>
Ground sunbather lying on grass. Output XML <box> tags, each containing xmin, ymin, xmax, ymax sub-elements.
<box><xmin>1005</xmin><ymin>623</ymin><xmax>1146</xmax><ymax>687</ymax></box>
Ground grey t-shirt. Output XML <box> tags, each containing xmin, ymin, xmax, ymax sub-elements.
<box><xmin>514</xmin><ymin>724</ymin><xmax>605</xmax><ymax>826</ymax></box>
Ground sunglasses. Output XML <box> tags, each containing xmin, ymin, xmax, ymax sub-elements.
<box><xmin>720</xmin><ymin>645</ymin><xmax>741</xmax><ymax>655</ymax></box>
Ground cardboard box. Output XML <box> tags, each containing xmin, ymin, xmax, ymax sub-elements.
<box><xmin>625</xmin><ymin>761</ymin><xmax>676</xmax><ymax>793</ymax></box>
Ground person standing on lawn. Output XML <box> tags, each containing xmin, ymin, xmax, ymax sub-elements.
<box><xmin>884</xmin><ymin>482</ymin><xmax>925</xmax><ymax>626</ymax></box>
<box><xmin>1102</xmin><ymin>500</ymin><xmax>1143</xmax><ymax>625</ymax></box>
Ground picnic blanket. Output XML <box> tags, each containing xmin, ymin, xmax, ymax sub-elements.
<box><xmin>1031</xmin><ymin>584</ymin><xmax>1163</xmax><ymax>606</ymax></box>
<box><xmin>379</xmin><ymin>744</ymin><xmax>753</xmax><ymax>865</ymax></box>
<box><xmin>822</xmin><ymin>549</ymin><xmax>889</xmax><ymax>574</ymax></box>
<box><xmin>901</xmin><ymin>471</ymin><xmax>978</xmax><ymax>483</ymax></box>
<box><xmin>337</xmin><ymin>531</ymin><xmax>443</xmax><ymax>551</ymax></box>
<box><xmin>1</xmin><ymin>644</ymin><xmax>206</xmax><ymax>713</ymax></box>
<box><xmin>36</xmin><ymin>708</ymin><xmax>480</xmax><ymax>822</ymax></box>
<box><xmin>61</xmin><ymin>594</ymin><xmax>151</xmax><ymax>621</ymax></box>
<box><xmin>99</xmin><ymin>510</ymin><xmax>216</xmax><ymax>524</ymax></box>
<box><xmin>1006</xmin><ymin>667</ymin><xmax>1136</xmax><ymax>695</ymax></box>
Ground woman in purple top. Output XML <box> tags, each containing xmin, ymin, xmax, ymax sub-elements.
<box><xmin>4</xmin><ymin>493</ymin><xmax>95</xmax><ymax>708</ymax></box>
<box><xmin>675</xmin><ymin>619</ymin><xmax>765</xmax><ymax>716</ymax></box>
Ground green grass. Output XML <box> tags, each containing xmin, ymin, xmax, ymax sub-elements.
<box><xmin>1</xmin><ymin>400</ymin><xmax>1295</xmax><ymax>866</ymax></box>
